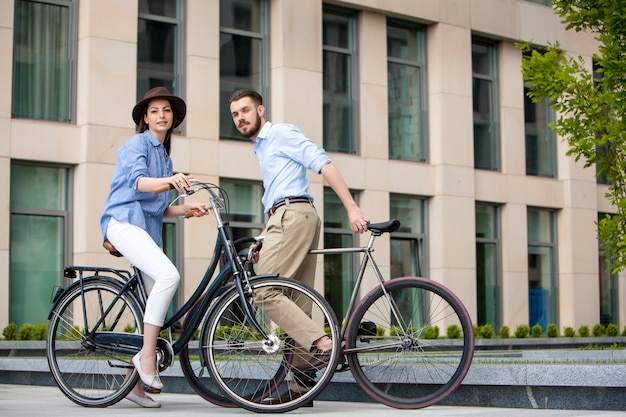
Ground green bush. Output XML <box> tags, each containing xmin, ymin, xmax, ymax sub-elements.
<box><xmin>563</xmin><ymin>326</ymin><xmax>576</xmax><ymax>337</ymax></box>
<box><xmin>479</xmin><ymin>324</ymin><xmax>495</xmax><ymax>339</ymax></box>
<box><xmin>447</xmin><ymin>324</ymin><xmax>462</xmax><ymax>339</ymax></box>
<box><xmin>514</xmin><ymin>324</ymin><xmax>530</xmax><ymax>338</ymax></box>
<box><xmin>578</xmin><ymin>325</ymin><xmax>590</xmax><ymax>337</ymax></box>
<box><xmin>33</xmin><ymin>323</ymin><xmax>47</xmax><ymax>341</ymax></box>
<box><xmin>423</xmin><ymin>326</ymin><xmax>439</xmax><ymax>339</ymax></box>
<box><xmin>124</xmin><ymin>324</ymin><xmax>136</xmax><ymax>333</ymax></box>
<box><xmin>606</xmin><ymin>323</ymin><xmax>619</xmax><ymax>337</ymax></box>
<box><xmin>2</xmin><ymin>322</ymin><xmax>17</xmax><ymax>340</ymax></box>
<box><xmin>499</xmin><ymin>326</ymin><xmax>510</xmax><ymax>338</ymax></box>
<box><xmin>19</xmin><ymin>323</ymin><xmax>35</xmax><ymax>341</ymax></box>
<box><xmin>546</xmin><ymin>323</ymin><xmax>558</xmax><ymax>338</ymax></box>
<box><xmin>531</xmin><ymin>324</ymin><xmax>543</xmax><ymax>338</ymax></box>
<box><xmin>592</xmin><ymin>323</ymin><xmax>605</xmax><ymax>337</ymax></box>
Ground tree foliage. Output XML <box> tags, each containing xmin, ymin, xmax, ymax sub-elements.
<box><xmin>520</xmin><ymin>0</ymin><xmax>626</xmax><ymax>272</ymax></box>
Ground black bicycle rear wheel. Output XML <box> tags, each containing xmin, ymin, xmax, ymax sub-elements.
<box><xmin>46</xmin><ymin>278</ymin><xmax>143</xmax><ymax>407</ymax></box>
<box><xmin>344</xmin><ymin>277</ymin><xmax>474</xmax><ymax>409</ymax></box>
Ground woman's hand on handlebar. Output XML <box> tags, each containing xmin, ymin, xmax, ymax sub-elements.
<box><xmin>164</xmin><ymin>202</ymin><xmax>211</xmax><ymax>219</ymax></box>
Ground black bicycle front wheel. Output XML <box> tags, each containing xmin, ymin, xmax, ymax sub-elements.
<box><xmin>204</xmin><ymin>276</ymin><xmax>341</xmax><ymax>413</ymax></box>
<box><xmin>344</xmin><ymin>277</ymin><xmax>474</xmax><ymax>409</ymax></box>
<box><xmin>46</xmin><ymin>278</ymin><xmax>144</xmax><ymax>407</ymax></box>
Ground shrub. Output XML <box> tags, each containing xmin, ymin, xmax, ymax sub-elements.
<box><xmin>124</xmin><ymin>324</ymin><xmax>136</xmax><ymax>333</ymax></box>
<box><xmin>33</xmin><ymin>323</ymin><xmax>47</xmax><ymax>341</ymax></box>
<box><xmin>2</xmin><ymin>322</ymin><xmax>17</xmax><ymax>340</ymax></box>
<box><xmin>563</xmin><ymin>326</ymin><xmax>576</xmax><ymax>337</ymax></box>
<box><xmin>19</xmin><ymin>323</ymin><xmax>35</xmax><ymax>341</ymax></box>
<box><xmin>447</xmin><ymin>324</ymin><xmax>462</xmax><ymax>339</ymax></box>
<box><xmin>423</xmin><ymin>326</ymin><xmax>439</xmax><ymax>339</ymax></box>
<box><xmin>592</xmin><ymin>323</ymin><xmax>606</xmax><ymax>337</ymax></box>
<box><xmin>499</xmin><ymin>326</ymin><xmax>510</xmax><ymax>338</ymax></box>
<box><xmin>531</xmin><ymin>324</ymin><xmax>543</xmax><ymax>338</ymax></box>
<box><xmin>578</xmin><ymin>325</ymin><xmax>590</xmax><ymax>337</ymax></box>
<box><xmin>606</xmin><ymin>323</ymin><xmax>619</xmax><ymax>337</ymax></box>
<box><xmin>546</xmin><ymin>323</ymin><xmax>558</xmax><ymax>338</ymax></box>
<box><xmin>479</xmin><ymin>324</ymin><xmax>495</xmax><ymax>339</ymax></box>
<box><xmin>514</xmin><ymin>324</ymin><xmax>530</xmax><ymax>338</ymax></box>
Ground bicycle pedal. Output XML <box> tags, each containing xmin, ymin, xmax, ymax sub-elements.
<box><xmin>107</xmin><ymin>360</ymin><xmax>133</xmax><ymax>370</ymax></box>
<box><xmin>140</xmin><ymin>382</ymin><xmax>162</xmax><ymax>394</ymax></box>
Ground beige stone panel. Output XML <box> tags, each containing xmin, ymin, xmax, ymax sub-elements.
<box><xmin>170</xmin><ymin>136</ymin><xmax>192</xmax><ymax>174</ymax></box>
<box><xmin>558</xmin><ymin>272</ymin><xmax>599</xmax><ymax>328</ymax></box>
<box><xmin>0</xmin><ymin>118</ymin><xmax>9</xmax><ymax>157</ymax></box>
<box><xmin>182</xmin><ymin>258</ymin><xmax>213</xmax><ymax>299</ymax></box>
<box><xmin>430</xmin><ymin>267</ymin><xmax>477</xmax><ymax>323</ymax></box>
<box><xmin>184</xmin><ymin>208</ymin><xmax>215</xmax><ymax>259</ymax></box>
<box><xmin>470</xmin><ymin>0</ymin><xmax>518</xmax><ymax>40</ymax></box>
<box><xmin>500</xmin><ymin>108</ymin><xmax>526</xmax><ymax>175</ymax></box>
<box><xmin>388</xmin><ymin>161</ymin><xmax>434</xmax><ymax>196</ymax></box>
<box><xmin>427</xmin><ymin>23</ymin><xmax>472</xmax><ymax>96</ymax></box>
<box><xmin>596</xmin><ymin>186</ymin><xmax>615</xmax><ymax>214</ymax></box>
<box><xmin>271</xmin><ymin>0</ymin><xmax>321</xmax><ymax>71</ymax></box>
<box><xmin>188</xmin><ymin>138</ymin><xmax>220</xmax><ymax>178</ymax></box>
<box><xmin>364</xmin><ymin>158</ymin><xmax>389</xmax><ymax>192</ymax></box>
<box><xmin>499</xmin><ymin>42</ymin><xmax>524</xmax><ymax>110</ymax></box>
<box><xmin>564</xmin><ymin>29</ymin><xmax>600</xmax><ymax>57</ymax></box>
<box><xmin>0</xmin><ymin>0</ymin><xmax>13</xmax><ymax>28</ymax></box>
<box><xmin>80</xmin><ymin>125</ymin><xmax>134</xmax><ymax>164</ymax></box>
<box><xmin>11</xmin><ymin>121</ymin><xmax>80</xmax><ymax>163</ymax></box>
<box><xmin>269</xmin><ymin>67</ymin><xmax>323</xmax><ymax>142</ymax></box>
<box><xmin>0</xmin><ymin>28</ymin><xmax>12</xmax><ymax>118</ymax></box>
<box><xmin>438</xmin><ymin>0</ymin><xmax>471</xmax><ymax>27</ymax></box>
<box><xmin>428</xmin><ymin>93</ymin><xmax>473</xmax><ymax>167</ymax></box>
<box><xmin>72</xmin><ymin>163</ymin><xmax>111</xmax><ymax>254</ymax></box>
<box><xmin>186</xmin><ymin>56</ymin><xmax>219</xmax><ymax>140</ymax></box>
<box><xmin>505</xmin><ymin>174</ymin><xmax>529</xmax><ymax>205</ymax></box>
<box><xmin>428</xmin><ymin>194</ymin><xmax>476</xmax><ymax>270</ymax></box>
<box><xmin>0</xmin><ymin>157</ymin><xmax>8</xmax><ymax>246</ymax></box>
<box><xmin>518</xmin><ymin>1</ymin><xmax>566</xmax><ymax>47</ymax></box>
<box><xmin>328</xmin><ymin>152</ymin><xmax>367</xmax><ymax>190</ymax></box>
<box><xmin>474</xmin><ymin>170</ymin><xmax>508</xmax><ymax>203</ymax></box>
<box><xmin>187</xmin><ymin>0</ymin><xmax>219</xmax><ymax>59</ymax></box>
<box><xmin>359</xmin><ymin>11</ymin><xmax>386</xmax><ymax>87</ymax></box>
<box><xmin>524</xmin><ymin>176</ymin><xmax>563</xmax><ymax>208</ymax></box>
<box><xmin>435</xmin><ymin>164</ymin><xmax>475</xmax><ymax>199</ymax></box>
<box><xmin>360</xmin><ymin>83</ymin><xmax>388</xmax><ymax>158</ymax></box>
<box><xmin>78</xmin><ymin>0</ymin><xmax>136</xmax><ymax>42</ymax></box>
<box><xmin>501</xmin><ymin>203</ymin><xmax>528</xmax><ymax>273</ymax></box>
<box><xmin>218</xmin><ymin>140</ymin><xmax>261</xmax><ymax>181</ymax></box>
<box><xmin>336</xmin><ymin>0</ymin><xmax>439</xmax><ymax>22</ymax></box>
<box><xmin>558</xmin><ymin>207</ymin><xmax>598</xmax><ymax>275</ymax></box>
<box><xmin>562</xmin><ymin>180</ymin><xmax>598</xmax><ymax>210</ymax></box>
<box><xmin>77</xmin><ymin>37</ymin><xmax>136</xmax><ymax>128</ymax></box>
<box><xmin>501</xmin><ymin>271</ymin><xmax>529</xmax><ymax>328</ymax></box>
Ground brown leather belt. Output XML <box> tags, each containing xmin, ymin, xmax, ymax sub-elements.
<box><xmin>269</xmin><ymin>196</ymin><xmax>312</xmax><ymax>217</ymax></box>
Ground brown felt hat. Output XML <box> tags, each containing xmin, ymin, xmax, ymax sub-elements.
<box><xmin>132</xmin><ymin>86</ymin><xmax>187</xmax><ymax>128</ymax></box>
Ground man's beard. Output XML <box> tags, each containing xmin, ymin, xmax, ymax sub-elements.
<box><xmin>238</xmin><ymin>114</ymin><xmax>262</xmax><ymax>139</ymax></box>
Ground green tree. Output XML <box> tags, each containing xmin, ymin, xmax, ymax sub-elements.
<box><xmin>520</xmin><ymin>0</ymin><xmax>626</xmax><ymax>272</ymax></box>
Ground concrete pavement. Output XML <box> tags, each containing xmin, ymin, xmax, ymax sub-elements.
<box><xmin>1</xmin><ymin>384</ymin><xmax>625</xmax><ymax>417</ymax></box>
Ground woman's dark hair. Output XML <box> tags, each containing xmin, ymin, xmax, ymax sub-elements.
<box><xmin>228</xmin><ymin>89</ymin><xmax>263</xmax><ymax>106</ymax></box>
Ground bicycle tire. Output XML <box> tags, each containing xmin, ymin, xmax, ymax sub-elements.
<box><xmin>344</xmin><ymin>277</ymin><xmax>474</xmax><ymax>409</ymax></box>
<box><xmin>178</xmin><ymin>292</ymin><xmax>235</xmax><ymax>408</ymax></box>
<box><xmin>204</xmin><ymin>276</ymin><xmax>341</xmax><ymax>413</ymax></box>
<box><xmin>46</xmin><ymin>278</ymin><xmax>144</xmax><ymax>407</ymax></box>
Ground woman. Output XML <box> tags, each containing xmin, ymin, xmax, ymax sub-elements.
<box><xmin>100</xmin><ymin>86</ymin><xmax>208</xmax><ymax>408</ymax></box>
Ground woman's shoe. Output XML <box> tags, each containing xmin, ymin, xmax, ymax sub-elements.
<box><xmin>126</xmin><ymin>392</ymin><xmax>161</xmax><ymax>408</ymax></box>
<box><xmin>132</xmin><ymin>353</ymin><xmax>164</xmax><ymax>392</ymax></box>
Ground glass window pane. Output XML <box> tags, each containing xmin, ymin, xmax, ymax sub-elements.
<box><xmin>322</xmin><ymin>11</ymin><xmax>350</xmax><ymax>48</ymax></box>
<box><xmin>390</xmin><ymin>195</ymin><xmax>424</xmax><ymax>234</ymax></box>
<box><xmin>139</xmin><ymin>0</ymin><xmax>177</xmax><ymax>17</ymax></box>
<box><xmin>528</xmin><ymin>245</ymin><xmax>553</xmax><ymax>328</ymax></box>
<box><xmin>391</xmin><ymin>238</ymin><xmax>419</xmax><ymax>277</ymax></box>
<box><xmin>388</xmin><ymin>63</ymin><xmax>424</xmax><ymax>162</ymax></box>
<box><xmin>527</xmin><ymin>209</ymin><xmax>553</xmax><ymax>242</ymax></box>
<box><xmin>472</xmin><ymin>42</ymin><xmax>492</xmax><ymax>75</ymax></box>
<box><xmin>11</xmin><ymin>165</ymin><xmax>68</xmax><ymax>211</ymax></box>
<box><xmin>387</xmin><ymin>25</ymin><xmax>418</xmax><ymax>61</ymax></box>
<box><xmin>12</xmin><ymin>0</ymin><xmax>71</xmax><ymax>122</ymax></box>
<box><xmin>137</xmin><ymin>18</ymin><xmax>177</xmax><ymax>94</ymax></box>
<box><xmin>475</xmin><ymin>204</ymin><xmax>496</xmax><ymax>239</ymax></box>
<box><xmin>524</xmin><ymin>86</ymin><xmax>556</xmax><ymax>177</ymax></box>
<box><xmin>220</xmin><ymin>0</ymin><xmax>262</xmax><ymax>32</ymax></box>
<box><xmin>476</xmin><ymin>241</ymin><xmax>498</xmax><ymax>325</ymax></box>
<box><xmin>10</xmin><ymin>214</ymin><xmax>65</xmax><ymax>325</ymax></box>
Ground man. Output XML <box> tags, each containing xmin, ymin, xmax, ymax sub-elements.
<box><xmin>229</xmin><ymin>89</ymin><xmax>369</xmax><ymax>404</ymax></box>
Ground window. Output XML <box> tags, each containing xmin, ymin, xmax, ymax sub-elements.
<box><xmin>472</xmin><ymin>38</ymin><xmax>500</xmax><ymax>171</ymax></box>
<box><xmin>12</xmin><ymin>0</ymin><xmax>77</xmax><ymax>122</ymax></box>
<box><xmin>475</xmin><ymin>203</ymin><xmax>501</xmax><ymax>328</ymax></box>
<box><xmin>390</xmin><ymin>194</ymin><xmax>427</xmax><ymax>278</ymax></box>
<box><xmin>324</xmin><ymin>188</ymin><xmax>359</xmax><ymax>318</ymax></box>
<box><xmin>219</xmin><ymin>179</ymin><xmax>265</xmax><ymax>241</ymax></box>
<box><xmin>598</xmin><ymin>213</ymin><xmax>618</xmax><ymax>326</ymax></box>
<box><xmin>9</xmin><ymin>163</ymin><xmax>71</xmax><ymax>327</ymax></box>
<box><xmin>137</xmin><ymin>0</ymin><xmax>185</xmax><ymax>104</ymax></box>
<box><xmin>323</xmin><ymin>6</ymin><xmax>358</xmax><ymax>154</ymax></box>
<box><xmin>524</xmin><ymin>85</ymin><xmax>556</xmax><ymax>177</ymax></box>
<box><xmin>527</xmin><ymin>208</ymin><xmax>558</xmax><ymax>330</ymax></box>
<box><xmin>387</xmin><ymin>20</ymin><xmax>427</xmax><ymax>163</ymax></box>
<box><xmin>220</xmin><ymin>0</ymin><xmax>269</xmax><ymax>140</ymax></box>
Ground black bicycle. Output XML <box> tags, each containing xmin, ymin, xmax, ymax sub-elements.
<box><xmin>46</xmin><ymin>180</ymin><xmax>341</xmax><ymax>413</ymax></box>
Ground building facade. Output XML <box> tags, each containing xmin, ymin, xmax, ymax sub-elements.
<box><xmin>1</xmin><ymin>0</ymin><xmax>622</xmax><ymax>334</ymax></box>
